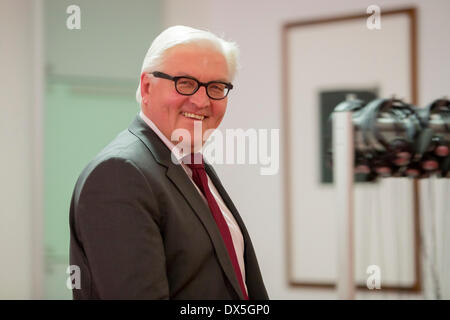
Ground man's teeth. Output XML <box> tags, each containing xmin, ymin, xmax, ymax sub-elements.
<box><xmin>182</xmin><ymin>112</ymin><xmax>205</xmax><ymax>120</ymax></box>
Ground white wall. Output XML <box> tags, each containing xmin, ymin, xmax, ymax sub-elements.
<box><xmin>165</xmin><ymin>0</ymin><xmax>450</xmax><ymax>299</ymax></box>
<box><xmin>45</xmin><ymin>0</ymin><xmax>163</xmax><ymax>81</ymax></box>
<box><xmin>0</xmin><ymin>0</ymin><xmax>39</xmax><ymax>299</ymax></box>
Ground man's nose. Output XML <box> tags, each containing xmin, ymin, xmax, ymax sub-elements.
<box><xmin>189</xmin><ymin>86</ymin><xmax>211</xmax><ymax>108</ymax></box>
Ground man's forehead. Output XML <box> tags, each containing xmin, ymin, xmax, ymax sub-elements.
<box><xmin>161</xmin><ymin>44</ymin><xmax>229</xmax><ymax>80</ymax></box>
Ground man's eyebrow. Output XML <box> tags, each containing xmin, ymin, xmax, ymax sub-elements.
<box><xmin>176</xmin><ymin>73</ymin><xmax>230</xmax><ymax>83</ymax></box>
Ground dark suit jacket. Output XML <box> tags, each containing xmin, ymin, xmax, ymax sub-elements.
<box><xmin>69</xmin><ymin>115</ymin><xmax>268</xmax><ymax>300</ymax></box>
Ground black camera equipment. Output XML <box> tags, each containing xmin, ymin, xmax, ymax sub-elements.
<box><xmin>329</xmin><ymin>97</ymin><xmax>450</xmax><ymax>180</ymax></box>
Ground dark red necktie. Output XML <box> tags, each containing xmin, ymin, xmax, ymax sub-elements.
<box><xmin>184</xmin><ymin>153</ymin><xmax>248</xmax><ymax>300</ymax></box>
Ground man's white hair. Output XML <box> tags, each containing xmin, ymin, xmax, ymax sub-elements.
<box><xmin>136</xmin><ymin>25</ymin><xmax>240</xmax><ymax>104</ymax></box>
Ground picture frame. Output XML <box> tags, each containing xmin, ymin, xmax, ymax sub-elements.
<box><xmin>282</xmin><ymin>7</ymin><xmax>421</xmax><ymax>292</ymax></box>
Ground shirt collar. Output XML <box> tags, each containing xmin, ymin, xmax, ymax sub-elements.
<box><xmin>139</xmin><ymin>110</ymin><xmax>192</xmax><ymax>162</ymax></box>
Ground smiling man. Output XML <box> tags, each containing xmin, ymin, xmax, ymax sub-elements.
<box><xmin>69</xmin><ymin>26</ymin><xmax>268</xmax><ymax>300</ymax></box>
<box><xmin>140</xmin><ymin>44</ymin><xmax>230</xmax><ymax>151</ymax></box>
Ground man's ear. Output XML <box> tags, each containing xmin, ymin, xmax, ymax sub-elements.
<box><xmin>140</xmin><ymin>72</ymin><xmax>151</xmax><ymax>102</ymax></box>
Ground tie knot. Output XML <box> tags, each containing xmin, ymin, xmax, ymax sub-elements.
<box><xmin>182</xmin><ymin>153</ymin><xmax>204</xmax><ymax>170</ymax></box>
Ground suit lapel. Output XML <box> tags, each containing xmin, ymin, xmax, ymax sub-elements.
<box><xmin>165</xmin><ymin>163</ymin><xmax>244</xmax><ymax>299</ymax></box>
<box><xmin>128</xmin><ymin>115</ymin><xmax>244</xmax><ymax>300</ymax></box>
<box><xmin>204</xmin><ymin>163</ymin><xmax>252</xmax><ymax>247</ymax></box>
<box><xmin>205</xmin><ymin>163</ymin><xmax>267</xmax><ymax>299</ymax></box>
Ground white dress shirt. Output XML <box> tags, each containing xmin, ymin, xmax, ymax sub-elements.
<box><xmin>139</xmin><ymin>111</ymin><xmax>247</xmax><ymax>290</ymax></box>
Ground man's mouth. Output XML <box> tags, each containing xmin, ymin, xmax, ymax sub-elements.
<box><xmin>181</xmin><ymin>112</ymin><xmax>207</xmax><ymax>120</ymax></box>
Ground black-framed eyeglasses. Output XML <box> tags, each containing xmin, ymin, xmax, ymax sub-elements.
<box><xmin>149</xmin><ymin>71</ymin><xmax>233</xmax><ymax>100</ymax></box>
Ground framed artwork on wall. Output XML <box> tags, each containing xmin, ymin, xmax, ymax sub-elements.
<box><xmin>282</xmin><ymin>7</ymin><xmax>421</xmax><ymax>292</ymax></box>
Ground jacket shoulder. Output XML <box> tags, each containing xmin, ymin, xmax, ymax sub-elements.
<box><xmin>72</xmin><ymin>129</ymin><xmax>155</xmax><ymax>201</ymax></box>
